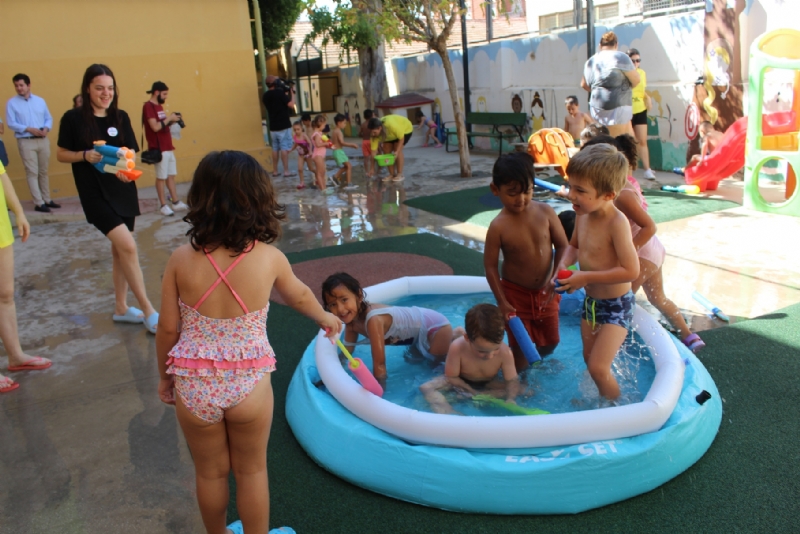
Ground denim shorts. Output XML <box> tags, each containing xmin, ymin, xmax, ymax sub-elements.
<box><xmin>271</xmin><ymin>128</ymin><xmax>293</xmax><ymax>152</ymax></box>
<box><xmin>582</xmin><ymin>290</ymin><xmax>635</xmax><ymax>330</ymax></box>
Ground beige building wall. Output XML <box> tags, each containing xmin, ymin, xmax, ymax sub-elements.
<box><xmin>0</xmin><ymin>0</ymin><xmax>273</xmax><ymax>201</ymax></box>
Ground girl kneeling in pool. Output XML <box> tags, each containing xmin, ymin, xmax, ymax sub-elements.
<box><xmin>322</xmin><ymin>272</ymin><xmax>460</xmax><ymax>381</ymax></box>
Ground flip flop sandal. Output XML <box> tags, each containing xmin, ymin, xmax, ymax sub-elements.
<box><xmin>682</xmin><ymin>333</ymin><xmax>706</xmax><ymax>353</ymax></box>
<box><xmin>269</xmin><ymin>528</ymin><xmax>297</xmax><ymax>534</ymax></box>
<box><xmin>0</xmin><ymin>377</ymin><xmax>20</xmax><ymax>393</ymax></box>
<box><xmin>112</xmin><ymin>306</ymin><xmax>145</xmax><ymax>324</ymax></box>
<box><xmin>143</xmin><ymin>312</ymin><xmax>159</xmax><ymax>335</ymax></box>
<box><xmin>8</xmin><ymin>356</ymin><xmax>52</xmax><ymax>372</ymax></box>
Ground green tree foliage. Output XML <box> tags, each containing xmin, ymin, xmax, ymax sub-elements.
<box><xmin>305</xmin><ymin>1</ymin><xmax>388</xmax><ymax>109</ymax></box>
<box><xmin>255</xmin><ymin>0</ymin><xmax>304</xmax><ymax>50</ymax></box>
<box><xmin>376</xmin><ymin>0</ymin><xmax>472</xmax><ymax>177</ymax></box>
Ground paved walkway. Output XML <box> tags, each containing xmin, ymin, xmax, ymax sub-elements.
<box><xmin>1</xmin><ymin>143</ymin><xmax>797</xmax><ymax>533</ymax></box>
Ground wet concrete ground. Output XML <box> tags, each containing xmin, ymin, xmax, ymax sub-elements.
<box><xmin>2</xmin><ymin>144</ymin><xmax>798</xmax><ymax>533</ymax></box>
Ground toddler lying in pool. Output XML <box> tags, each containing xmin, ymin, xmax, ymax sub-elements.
<box><xmin>322</xmin><ymin>272</ymin><xmax>458</xmax><ymax>383</ymax></box>
<box><xmin>420</xmin><ymin>303</ymin><xmax>520</xmax><ymax>415</ymax></box>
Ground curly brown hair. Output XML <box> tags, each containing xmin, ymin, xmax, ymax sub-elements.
<box><xmin>184</xmin><ymin>151</ymin><xmax>285</xmax><ymax>254</ymax></box>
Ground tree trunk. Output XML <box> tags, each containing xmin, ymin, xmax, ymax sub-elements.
<box><xmin>358</xmin><ymin>0</ymin><xmax>387</xmax><ymax>109</ymax></box>
<box><xmin>439</xmin><ymin>47</ymin><xmax>472</xmax><ymax>177</ymax></box>
<box><xmin>358</xmin><ymin>42</ymin><xmax>387</xmax><ymax>109</ymax></box>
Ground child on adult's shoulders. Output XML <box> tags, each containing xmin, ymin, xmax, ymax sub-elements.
<box><xmin>484</xmin><ymin>152</ymin><xmax>569</xmax><ymax>372</ymax></box>
<box><xmin>553</xmin><ymin>144</ymin><xmax>640</xmax><ymax>401</ymax></box>
<box><xmin>420</xmin><ymin>303</ymin><xmax>519</xmax><ymax>415</ymax></box>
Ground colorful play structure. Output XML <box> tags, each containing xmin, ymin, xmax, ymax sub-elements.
<box><xmin>743</xmin><ymin>28</ymin><xmax>800</xmax><ymax>216</ymax></box>
<box><xmin>686</xmin><ymin>28</ymin><xmax>800</xmax><ymax>217</ymax></box>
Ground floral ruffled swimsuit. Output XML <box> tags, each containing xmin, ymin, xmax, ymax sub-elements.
<box><xmin>167</xmin><ymin>247</ymin><xmax>275</xmax><ymax>424</ymax></box>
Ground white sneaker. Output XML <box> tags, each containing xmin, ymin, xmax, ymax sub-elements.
<box><xmin>343</xmin><ymin>184</ymin><xmax>359</xmax><ymax>191</ymax></box>
<box><xmin>172</xmin><ymin>200</ymin><xmax>189</xmax><ymax>211</ymax></box>
<box><xmin>160</xmin><ymin>204</ymin><xmax>175</xmax><ymax>216</ymax></box>
<box><xmin>643</xmin><ymin>169</ymin><xmax>656</xmax><ymax>180</ymax></box>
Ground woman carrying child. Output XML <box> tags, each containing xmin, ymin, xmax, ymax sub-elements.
<box><xmin>290</xmin><ymin>120</ymin><xmax>315</xmax><ymax>190</ymax></box>
<box><xmin>415</xmin><ymin>110</ymin><xmax>442</xmax><ymax>148</ymax></box>
<box><xmin>156</xmin><ymin>151</ymin><xmax>340</xmax><ymax>533</ymax></box>
<box><xmin>322</xmin><ymin>272</ymin><xmax>458</xmax><ymax>382</ymax></box>
<box><xmin>583</xmin><ymin>134</ymin><xmax>706</xmax><ymax>352</ymax></box>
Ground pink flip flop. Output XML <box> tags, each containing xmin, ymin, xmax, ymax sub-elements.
<box><xmin>0</xmin><ymin>376</ymin><xmax>20</xmax><ymax>393</ymax></box>
<box><xmin>8</xmin><ymin>356</ymin><xmax>52</xmax><ymax>372</ymax></box>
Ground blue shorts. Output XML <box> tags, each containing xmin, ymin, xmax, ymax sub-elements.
<box><xmin>271</xmin><ymin>128</ymin><xmax>293</xmax><ymax>152</ymax></box>
<box><xmin>582</xmin><ymin>291</ymin><xmax>635</xmax><ymax>330</ymax></box>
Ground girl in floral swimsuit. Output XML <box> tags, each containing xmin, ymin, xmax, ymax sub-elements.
<box><xmin>156</xmin><ymin>151</ymin><xmax>340</xmax><ymax>534</ymax></box>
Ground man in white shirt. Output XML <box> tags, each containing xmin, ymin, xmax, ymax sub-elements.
<box><xmin>5</xmin><ymin>74</ymin><xmax>59</xmax><ymax>213</ymax></box>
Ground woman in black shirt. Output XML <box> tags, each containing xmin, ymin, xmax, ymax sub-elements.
<box><xmin>57</xmin><ymin>64</ymin><xmax>158</xmax><ymax>333</ymax></box>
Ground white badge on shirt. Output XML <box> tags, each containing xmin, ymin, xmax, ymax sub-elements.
<box><xmin>107</xmin><ymin>127</ymin><xmax>118</xmax><ymax>137</ymax></box>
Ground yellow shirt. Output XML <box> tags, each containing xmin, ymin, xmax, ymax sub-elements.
<box><xmin>0</xmin><ymin>162</ymin><xmax>14</xmax><ymax>249</ymax></box>
<box><xmin>631</xmin><ymin>68</ymin><xmax>647</xmax><ymax>114</ymax></box>
<box><xmin>371</xmin><ymin>114</ymin><xmax>414</xmax><ymax>152</ymax></box>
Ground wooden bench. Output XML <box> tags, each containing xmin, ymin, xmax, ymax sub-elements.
<box><xmin>444</xmin><ymin>112</ymin><xmax>527</xmax><ymax>157</ymax></box>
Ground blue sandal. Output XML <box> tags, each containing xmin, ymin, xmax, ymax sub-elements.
<box><xmin>143</xmin><ymin>312</ymin><xmax>158</xmax><ymax>335</ymax></box>
<box><xmin>112</xmin><ymin>307</ymin><xmax>144</xmax><ymax>324</ymax></box>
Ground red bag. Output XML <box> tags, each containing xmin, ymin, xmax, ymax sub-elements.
<box><xmin>527</xmin><ymin>128</ymin><xmax>574</xmax><ymax>177</ymax></box>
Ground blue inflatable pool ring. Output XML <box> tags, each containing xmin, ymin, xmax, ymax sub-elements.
<box><xmin>286</xmin><ymin>276</ymin><xmax>722</xmax><ymax>514</ymax></box>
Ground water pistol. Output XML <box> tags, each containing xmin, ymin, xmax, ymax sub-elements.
<box><xmin>93</xmin><ymin>141</ymin><xmax>142</xmax><ymax>181</ymax></box>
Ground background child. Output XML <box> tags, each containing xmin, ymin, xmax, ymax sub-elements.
<box><xmin>584</xmin><ymin>134</ymin><xmax>705</xmax><ymax>352</ymax></box>
<box><xmin>579</xmin><ymin>122</ymin><xmax>610</xmax><ymax>146</ymax></box>
<box><xmin>564</xmin><ymin>96</ymin><xmax>593</xmax><ymax>143</ymax></box>
<box><xmin>415</xmin><ymin>110</ymin><xmax>442</xmax><ymax>148</ymax></box>
<box><xmin>310</xmin><ymin>114</ymin><xmax>329</xmax><ymax>191</ymax></box>
<box><xmin>485</xmin><ymin>152</ymin><xmax>569</xmax><ymax>371</ymax></box>
<box><xmin>553</xmin><ymin>144</ymin><xmax>640</xmax><ymax>401</ymax></box>
<box><xmin>0</xmin><ymin>161</ymin><xmax>51</xmax><ymax>394</ymax></box>
<box><xmin>420</xmin><ymin>303</ymin><xmax>519</xmax><ymax>414</ymax></box>
<box><xmin>330</xmin><ymin>113</ymin><xmax>360</xmax><ymax>190</ymax></box>
<box><xmin>360</xmin><ymin>109</ymin><xmax>375</xmax><ymax>178</ymax></box>
<box><xmin>290</xmin><ymin>120</ymin><xmax>314</xmax><ymax>190</ymax></box>
<box><xmin>322</xmin><ymin>272</ymin><xmax>457</xmax><ymax>382</ymax></box>
<box><xmin>156</xmin><ymin>151</ymin><xmax>340</xmax><ymax>534</ymax></box>
<box><xmin>675</xmin><ymin>121</ymin><xmax>725</xmax><ymax>175</ymax></box>
<box><xmin>301</xmin><ymin>112</ymin><xmax>312</xmax><ymax>136</ymax></box>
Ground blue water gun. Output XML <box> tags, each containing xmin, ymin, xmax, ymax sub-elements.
<box><xmin>507</xmin><ymin>314</ymin><xmax>541</xmax><ymax>364</ymax></box>
<box><xmin>692</xmin><ymin>291</ymin><xmax>730</xmax><ymax>322</ymax></box>
<box><xmin>93</xmin><ymin>142</ymin><xmax>142</xmax><ymax>180</ymax></box>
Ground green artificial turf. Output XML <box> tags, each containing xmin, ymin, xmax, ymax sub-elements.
<box><xmin>228</xmin><ymin>233</ymin><xmax>798</xmax><ymax>533</ymax></box>
<box><xmin>404</xmin><ymin>184</ymin><xmax>739</xmax><ymax>227</ymax></box>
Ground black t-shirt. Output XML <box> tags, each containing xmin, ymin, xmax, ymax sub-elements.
<box><xmin>262</xmin><ymin>88</ymin><xmax>292</xmax><ymax>131</ymax></box>
<box><xmin>57</xmin><ymin>108</ymin><xmax>140</xmax><ymax>218</ymax></box>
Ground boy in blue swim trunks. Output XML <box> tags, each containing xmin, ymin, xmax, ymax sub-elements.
<box><xmin>553</xmin><ymin>144</ymin><xmax>640</xmax><ymax>400</ymax></box>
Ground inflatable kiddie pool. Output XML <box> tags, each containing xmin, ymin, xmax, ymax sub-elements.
<box><xmin>286</xmin><ymin>276</ymin><xmax>721</xmax><ymax>514</ymax></box>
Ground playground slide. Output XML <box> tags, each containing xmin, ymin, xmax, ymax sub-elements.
<box><xmin>685</xmin><ymin>116</ymin><xmax>748</xmax><ymax>192</ymax></box>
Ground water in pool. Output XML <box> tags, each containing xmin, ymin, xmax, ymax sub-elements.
<box><xmin>342</xmin><ymin>292</ymin><xmax>657</xmax><ymax>416</ymax></box>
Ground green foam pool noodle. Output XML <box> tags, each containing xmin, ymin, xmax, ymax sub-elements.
<box><xmin>472</xmin><ymin>394</ymin><xmax>549</xmax><ymax>415</ymax></box>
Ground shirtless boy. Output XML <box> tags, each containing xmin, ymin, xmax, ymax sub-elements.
<box><xmin>485</xmin><ymin>152</ymin><xmax>569</xmax><ymax>371</ymax></box>
<box><xmin>553</xmin><ymin>144</ymin><xmax>640</xmax><ymax>400</ymax></box>
<box><xmin>420</xmin><ymin>304</ymin><xmax>520</xmax><ymax>415</ymax></box>
<box><xmin>564</xmin><ymin>96</ymin><xmax>594</xmax><ymax>144</ymax></box>
<box><xmin>330</xmin><ymin>113</ymin><xmax>360</xmax><ymax>190</ymax></box>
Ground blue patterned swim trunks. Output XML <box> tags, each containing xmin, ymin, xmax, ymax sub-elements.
<box><xmin>582</xmin><ymin>290</ymin><xmax>635</xmax><ymax>329</ymax></box>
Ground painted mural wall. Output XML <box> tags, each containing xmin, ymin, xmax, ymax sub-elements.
<box><xmin>333</xmin><ymin>0</ymin><xmax>798</xmax><ymax>170</ymax></box>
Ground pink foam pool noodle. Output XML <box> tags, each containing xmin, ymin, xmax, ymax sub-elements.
<box><xmin>335</xmin><ymin>339</ymin><xmax>384</xmax><ymax>397</ymax></box>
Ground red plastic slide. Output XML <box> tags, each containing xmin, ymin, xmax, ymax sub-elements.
<box><xmin>685</xmin><ymin>116</ymin><xmax>747</xmax><ymax>192</ymax></box>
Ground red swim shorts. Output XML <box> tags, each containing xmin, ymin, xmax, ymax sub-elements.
<box><xmin>501</xmin><ymin>278</ymin><xmax>561</xmax><ymax>348</ymax></box>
